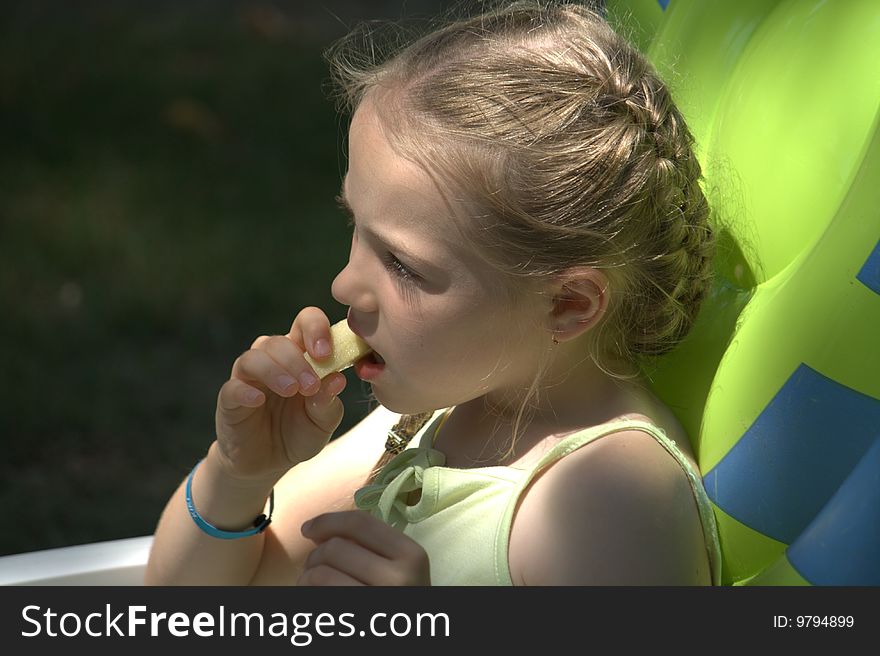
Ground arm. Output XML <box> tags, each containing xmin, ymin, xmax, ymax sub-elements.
<box><xmin>144</xmin><ymin>403</ymin><xmax>399</xmax><ymax>585</ymax></box>
<box><xmin>508</xmin><ymin>429</ymin><xmax>712</xmax><ymax>586</ymax></box>
<box><xmin>145</xmin><ymin>306</ymin><xmax>397</xmax><ymax>585</ymax></box>
<box><xmin>143</xmin><ymin>440</ymin><xmax>275</xmax><ymax>585</ymax></box>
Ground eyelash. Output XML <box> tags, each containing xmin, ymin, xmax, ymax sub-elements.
<box><xmin>335</xmin><ymin>195</ymin><xmax>421</xmax><ymax>295</ymax></box>
<box><xmin>383</xmin><ymin>253</ymin><xmax>418</xmax><ymax>283</ymax></box>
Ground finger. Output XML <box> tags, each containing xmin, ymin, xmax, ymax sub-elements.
<box><xmin>258</xmin><ymin>334</ymin><xmax>323</xmax><ymax>396</ymax></box>
<box><xmin>287</xmin><ymin>307</ymin><xmax>332</xmax><ymax>360</ymax></box>
<box><xmin>302</xmin><ymin>537</ymin><xmax>392</xmax><ymax>585</ymax></box>
<box><xmin>250</xmin><ymin>334</ymin><xmax>271</xmax><ymax>349</ymax></box>
<box><xmin>297</xmin><ymin>564</ymin><xmax>365</xmax><ymax>587</ymax></box>
<box><xmin>217</xmin><ymin>378</ymin><xmax>265</xmax><ymax>417</ymax></box>
<box><xmin>231</xmin><ymin>348</ymin><xmax>300</xmax><ymax>398</ymax></box>
<box><xmin>313</xmin><ymin>372</ymin><xmax>346</xmax><ymax>404</ymax></box>
<box><xmin>301</xmin><ymin>510</ymin><xmax>408</xmax><ymax>561</ymax></box>
<box><xmin>303</xmin><ymin>374</ymin><xmax>346</xmax><ymax>434</ymax></box>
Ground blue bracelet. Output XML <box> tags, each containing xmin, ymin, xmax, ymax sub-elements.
<box><xmin>184</xmin><ymin>459</ymin><xmax>274</xmax><ymax>539</ymax></box>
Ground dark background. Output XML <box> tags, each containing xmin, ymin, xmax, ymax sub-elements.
<box><xmin>0</xmin><ymin>0</ymin><xmax>455</xmax><ymax>556</ymax></box>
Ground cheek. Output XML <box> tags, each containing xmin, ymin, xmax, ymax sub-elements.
<box><xmin>382</xmin><ymin>296</ymin><xmax>462</xmax><ymax>356</ymax></box>
<box><xmin>374</xmin><ymin>300</ymin><xmax>534</xmax><ymax>413</ymax></box>
<box><xmin>414</xmin><ymin>305</ymin><xmax>512</xmax><ymax>375</ymax></box>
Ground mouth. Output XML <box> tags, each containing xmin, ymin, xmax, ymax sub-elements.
<box><xmin>354</xmin><ymin>349</ymin><xmax>386</xmax><ymax>381</ymax></box>
<box><xmin>355</xmin><ymin>349</ymin><xmax>385</xmax><ymax>366</ymax></box>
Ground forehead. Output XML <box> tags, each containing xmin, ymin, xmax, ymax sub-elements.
<box><xmin>345</xmin><ymin>101</ymin><xmax>451</xmax><ymax>229</ymax></box>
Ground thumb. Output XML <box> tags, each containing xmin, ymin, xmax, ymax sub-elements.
<box><xmin>303</xmin><ymin>373</ymin><xmax>347</xmax><ymax>435</ymax></box>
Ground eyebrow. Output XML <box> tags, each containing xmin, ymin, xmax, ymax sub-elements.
<box><xmin>336</xmin><ymin>182</ymin><xmax>438</xmax><ymax>271</ymax></box>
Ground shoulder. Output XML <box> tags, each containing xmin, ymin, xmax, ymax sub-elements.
<box><xmin>508</xmin><ymin>423</ymin><xmax>711</xmax><ymax>586</ymax></box>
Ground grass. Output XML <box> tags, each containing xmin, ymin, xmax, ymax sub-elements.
<box><xmin>0</xmin><ymin>1</ymin><xmax>448</xmax><ymax>556</ymax></box>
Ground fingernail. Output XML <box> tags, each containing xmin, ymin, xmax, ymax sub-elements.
<box><xmin>314</xmin><ymin>338</ymin><xmax>331</xmax><ymax>358</ymax></box>
<box><xmin>329</xmin><ymin>376</ymin><xmax>345</xmax><ymax>396</ymax></box>
<box><xmin>299</xmin><ymin>371</ymin><xmax>319</xmax><ymax>390</ymax></box>
<box><xmin>277</xmin><ymin>374</ymin><xmax>297</xmax><ymax>392</ymax></box>
<box><xmin>245</xmin><ymin>389</ymin><xmax>262</xmax><ymax>403</ymax></box>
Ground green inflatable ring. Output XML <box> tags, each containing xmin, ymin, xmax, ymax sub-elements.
<box><xmin>607</xmin><ymin>0</ymin><xmax>880</xmax><ymax>586</ymax></box>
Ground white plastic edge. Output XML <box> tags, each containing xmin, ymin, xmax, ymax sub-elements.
<box><xmin>0</xmin><ymin>536</ymin><xmax>154</xmax><ymax>586</ymax></box>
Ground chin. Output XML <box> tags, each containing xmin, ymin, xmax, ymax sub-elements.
<box><xmin>370</xmin><ymin>385</ymin><xmax>445</xmax><ymax>417</ymax></box>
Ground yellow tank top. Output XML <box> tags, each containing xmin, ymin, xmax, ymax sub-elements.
<box><xmin>354</xmin><ymin>408</ymin><xmax>722</xmax><ymax>586</ymax></box>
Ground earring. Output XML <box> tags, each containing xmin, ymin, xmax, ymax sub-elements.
<box><xmin>552</xmin><ymin>334</ymin><xmax>559</xmax><ymax>345</ymax></box>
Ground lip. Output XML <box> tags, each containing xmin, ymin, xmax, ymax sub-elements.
<box><xmin>346</xmin><ymin>309</ymin><xmax>381</xmax><ymax>354</ymax></box>
<box><xmin>346</xmin><ymin>309</ymin><xmax>385</xmax><ymax>380</ymax></box>
<box><xmin>354</xmin><ymin>353</ymin><xmax>385</xmax><ymax>381</ymax></box>
<box><xmin>346</xmin><ymin>308</ymin><xmax>367</xmax><ymax>341</ymax></box>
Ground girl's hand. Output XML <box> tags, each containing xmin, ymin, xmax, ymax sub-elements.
<box><xmin>297</xmin><ymin>511</ymin><xmax>432</xmax><ymax>586</ymax></box>
<box><xmin>214</xmin><ymin>306</ymin><xmax>347</xmax><ymax>483</ymax></box>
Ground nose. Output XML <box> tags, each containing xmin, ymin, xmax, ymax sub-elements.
<box><xmin>331</xmin><ymin>254</ymin><xmax>378</xmax><ymax>314</ymax></box>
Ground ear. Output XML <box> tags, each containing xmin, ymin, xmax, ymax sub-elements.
<box><xmin>547</xmin><ymin>268</ymin><xmax>610</xmax><ymax>343</ymax></box>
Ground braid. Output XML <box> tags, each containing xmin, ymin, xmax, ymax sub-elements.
<box><xmin>588</xmin><ymin>53</ymin><xmax>714</xmax><ymax>358</ymax></box>
<box><xmin>367</xmin><ymin>412</ymin><xmax>434</xmax><ymax>484</ymax></box>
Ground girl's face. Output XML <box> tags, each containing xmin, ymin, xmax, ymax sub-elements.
<box><xmin>331</xmin><ymin>99</ymin><xmax>548</xmax><ymax>415</ymax></box>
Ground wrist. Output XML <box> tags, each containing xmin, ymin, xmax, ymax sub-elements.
<box><xmin>185</xmin><ymin>459</ymin><xmax>273</xmax><ymax>539</ymax></box>
<box><xmin>206</xmin><ymin>441</ymin><xmax>289</xmax><ymax>491</ymax></box>
<box><xmin>188</xmin><ymin>446</ymin><xmax>279</xmax><ymax>534</ymax></box>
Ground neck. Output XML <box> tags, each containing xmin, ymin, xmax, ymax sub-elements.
<box><xmin>460</xmin><ymin>338</ymin><xmax>648</xmax><ymax>440</ymax></box>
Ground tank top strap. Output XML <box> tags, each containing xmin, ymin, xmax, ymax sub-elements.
<box><xmin>413</xmin><ymin>408</ymin><xmax>453</xmax><ymax>449</ymax></box>
<box><xmin>526</xmin><ymin>418</ymin><xmax>666</xmax><ymax>474</ymax></box>
<box><xmin>501</xmin><ymin>417</ymin><xmax>722</xmax><ymax>586</ymax></box>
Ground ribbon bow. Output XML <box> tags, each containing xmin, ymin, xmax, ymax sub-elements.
<box><xmin>354</xmin><ymin>446</ymin><xmax>446</xmax><ymax>526</ymax></box>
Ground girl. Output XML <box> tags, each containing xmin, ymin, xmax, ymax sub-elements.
<box><xmin>145</xmin><ymin>1</ymin><xmax>721</xmax><ymax>586</ymax></box>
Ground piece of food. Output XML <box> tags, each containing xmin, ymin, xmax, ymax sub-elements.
<box><xmin>303</xmin><ymin>319</ymin><xmax>372</xmax><ymax>378</ymax></box>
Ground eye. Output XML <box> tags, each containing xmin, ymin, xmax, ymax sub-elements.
<box><xmin>384</xmin><ymin>253</ymin><xmax>418</xmax><ymax>283</ymax></box>
<box><xmin>385</xmin><ymin>254</ymin><xmax>421</xmax><ymax>307</ymax></box>
<box><xmin>335</xmin><ymin>193</ymin><xmax>422</xmax><ymax>303</ymax></box>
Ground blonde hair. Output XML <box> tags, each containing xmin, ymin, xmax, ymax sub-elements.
<box><xmin>325</xmin><ymin>1</ymin><xmax>714</xmax><ymax>462</ymax></box>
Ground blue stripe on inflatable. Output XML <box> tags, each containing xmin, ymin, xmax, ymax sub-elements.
<box><xmin>703</xmin><ymin>364</ymin><xmax>880</xmax><ymax>544</ymax></box>
<box><xmin>787</xmin><ymin>438</ymin><xmax>880</xmax><ymax>585</ymax></box>
<box><xmin>856</xmin><ymin>238</ymin><xmax>880</xmax><ymax>294</ymax></box>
